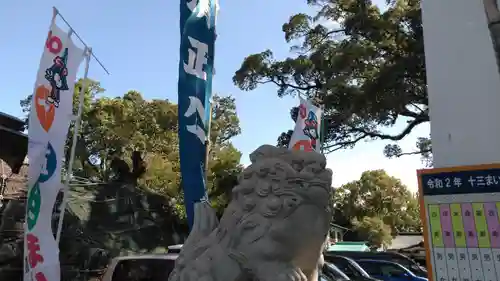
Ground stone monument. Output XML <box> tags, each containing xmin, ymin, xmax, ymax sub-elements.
<box><xmin>169</xmin><ymin>144</ymin><xmax>333</xmax><ymax>281</ymax></box>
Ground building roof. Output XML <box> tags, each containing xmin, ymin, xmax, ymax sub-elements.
<box><xmin>387</xmin><ymin>233</ymin><xmax>424</xmax><ymax>250</ymax></box>
<box><xmin>0</xmin><ymin>120</ymin><xmax>28</xmax><ymax>175</ymax></box>
<box><xmin>330</xmin><ymin>223</ymin><xmax>350</xmax><ymax>231</ymax></box>
<box><xmin>327</xmin><ymin>242</ymin><xmax>370</xmax><ymax>252</ymax></box>
<box><xmin>0</xmin><ymin>112</ymin><xmax>24</xmax><ymax>132</ymax></box>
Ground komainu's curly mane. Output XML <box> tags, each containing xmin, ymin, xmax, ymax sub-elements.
<box><xmin>169</xmin><ymin>145</ymin><xmax>333</xmax><ymax>281</ymax></box>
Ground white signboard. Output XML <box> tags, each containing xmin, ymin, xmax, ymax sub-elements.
<box><xmin>418</xmin><ymin>164</ymin><xmax>500</xmax><ymax>281</ymax></box>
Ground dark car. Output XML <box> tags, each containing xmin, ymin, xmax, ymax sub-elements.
<box><xmin>325</xmin><ymin>251</ymin><xmax>427</xmax><ymax>278</ymax></box>
<box><xmin>355</xmin><ymin>259</ymin><xmax>428</xmax><ymax>281</ymax></box>
<box><xmin>322</xmin><ymin>262</ymin><xmax>350</xmax><ymax>280</ymax></box>
<box><xmin>324</xmin><ymin>254</ymin><xmax>381</xmax><ymax>281</ymax></box>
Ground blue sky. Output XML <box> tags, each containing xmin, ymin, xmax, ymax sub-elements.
<box><xmin>0</xmin><ymin>0</ymin><xmax>429</xmax><ymax>190</ymax></box>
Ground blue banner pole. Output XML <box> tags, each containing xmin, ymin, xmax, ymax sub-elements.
<box><xmin>320</xmin><ymin>104</ymin><xmax>325</xmax><ymax>154</ymax></box>
<box><xmin>178</xmin><ymin>0</ymin><xmax>217</xmax><ymax>229</ymax></box>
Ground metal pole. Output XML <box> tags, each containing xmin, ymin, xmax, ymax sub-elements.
<box><xmin>53</xmin><ymin>7</ymin><xmax>109</xmax><ymax>75</ymax></box>
<box><xmin>204</xmin><ymin>101</ymin><xmax>213</xmax><ymax>182</ymax></box>
<box><xmin>320</xmin><ymin>104</ymin><xmax>326</xmax><ymax>154</ymax></box>
<box><xmin>0</xmin><ymin>161</ymin><xmax>4</xmax><ymax>200</ymax></box>
<box><xmin>55</xmin><ymin>48</ymin><xmax>92</xmax><ymax>243</ymax></box>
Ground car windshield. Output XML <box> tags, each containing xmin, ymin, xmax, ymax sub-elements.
<box><xmin>111</xmin><ymin>258</ymin><xmax>176</xmax><ymax>281</ymax></box>
<box><xmin>329</xmin><ymin>251</ymin><xmax>422</xmax><ymax>274</ymax></box>
<box><xmin>357</xmin><ymin>261</ymin><xmax>409</xmax><ymax>278</ymax></box>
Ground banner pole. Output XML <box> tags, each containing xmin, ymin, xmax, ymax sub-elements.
<box><xmin>204</xmin><ymin>101</ymin><xmax>213</xmax><ymax>182</ymax></box>
<box><xmin>320</xmin><ymin>104</ymin><xmax>325</xmax><ymax>154</ymax></box>
<box><xmin>52</xmin><ymin>7</ymin><xmax>109</xmax><ymax>76</ymax></box>
<box><xmin>51</xmin><ymin>6</ymin><xmax>57</xmax><ymax>24</ymax></box>
<box><xmin>55</xmin><ymin>48</ymin><xmax>92</xmax><ymax>244</ymax></box>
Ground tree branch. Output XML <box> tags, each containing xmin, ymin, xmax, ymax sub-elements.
<box><xmin>350</xmin><ymin>114</ymin><xmax>429</xmax><ymax>141</ymax></box>
<box><xmin>276</xmin><ymin>77</ymin><xmax>319</xmax><ymax>91</ymax></box>
<box><xmin>395</xmin><ymin>149</ymin><xmax>432</xmax><ymax>157</ymax></box>
<box><xmin>323</xmin><ymin>135</ymin><xmax>368</xmax><ymax>153</ymax></box>
<box><xmin>258</xmin><ymin>78</ymin><xmax>320</xmax><ymax>93</ymax></box>
<box><xmin>322</xmin><ymin>113</ymin><xmax>429</xmax><ymax>153</ymax></box>
<box><xmin>302</xmin><ymin>28</ymin><xmax>347</xmax><ymax>52</ymax></box>
<box><xmin>326</xmin><ymin>29</ymin><xmax>346</xmax><ymax>36</ymax></box>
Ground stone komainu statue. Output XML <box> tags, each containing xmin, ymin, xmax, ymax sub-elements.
<box><xmin>169</xmin><ymin>145</ymin><xmax>333</xmax><ymax>281</ymax></box>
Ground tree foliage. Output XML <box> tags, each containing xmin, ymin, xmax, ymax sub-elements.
<box><xmin>352</xmin><ymin>216</ymin><xmax>392</xmax><ymax>248</ymax></box>
<box><xmin>19</xmin><ymin>79</ymin><xmax>243</xmax><ymax>219</ymax></box>
<box><xmin>333</xmin><ymin>170</ymin><xmax>421</xmax><ymax>243</ymax></box>
<box><xmin>9</xmin><ymin>80</ymin><xmax>245</xmax><ymax>280</ymax></box>
<box><xmin>233</xmin><ymin>0</ymin><xmax>431</xmax><ymax>162</ymax></box>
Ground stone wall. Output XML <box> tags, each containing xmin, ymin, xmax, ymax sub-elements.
<box><xmin>0</xmin><ymin>175</ymin><xmax>188</xmax><ymax>281</ymax></box>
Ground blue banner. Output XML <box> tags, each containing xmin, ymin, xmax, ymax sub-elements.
<box><xmin>178</xmin><ymin>0</ymin><xmax>217</xmax><ymax>228</ymax></box>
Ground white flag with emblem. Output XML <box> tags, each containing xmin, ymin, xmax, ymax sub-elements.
<box><xmin>288</xmin><ymin>97</ymin><xmax>322</xmax><ymax>153</ymax></box>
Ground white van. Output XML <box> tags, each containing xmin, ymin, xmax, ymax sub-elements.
<box><xmin>101</xmin><ymin>244</ymin><xmax>340</xmax><ymax>281</ymax></box>
<box><xmin>100</xmin><ymin>245</ymin><xmax>182</xmax><ymax>281</ymax></box>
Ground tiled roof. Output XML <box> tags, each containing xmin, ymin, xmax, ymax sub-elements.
<box><xmin>387</xmin><ymin>234</ymin><xmax>424</xmax><ymax>250</ymax></box>
<box><xmin>0</xmin><ymin>112</ymin><xmax>24</xmax><ymax>132</ymax></box>
<box><xmin>0</xmin><ymin>110</ymin><xmax>28</xmax><ymax>198</ymax></box>
<box><xmin>0</xmin><ymin>122</ymin><xmax>28</xmax><ymax>174</ymax></box>
<box><xmin>330</xmin><ymin>223</ymin><xmax>350</xmax><ymax>231</ymax></box>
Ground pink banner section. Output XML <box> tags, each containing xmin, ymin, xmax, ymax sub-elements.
<box><xmin>439</xmin><ymin>204</ymin><xmax>455</xmax><ymax>247</ymax></box>
<box><xmin>461</xmin><ymin>203</ymin><xmax>478</xmax><ymax>247</ymax></box>
<box><xmin>484</xmin><ymin>202</ymin><xmax>500</xmax><ymax>248</ymax></box>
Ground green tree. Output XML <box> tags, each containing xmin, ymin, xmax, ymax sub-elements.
<box><xmin>16</xmin><ymin>81</ymin><xmax>244</xmax><ymax>280</ymax></box>
<box><xmin>233</xmin><ymin>0</ymin><xmax>431</xmax><ymax>163</ymax></box>
<box><xmin>20</xmin><ymin>81</ymin><xmax>243</xmax><ymax>219</ymax></box>
<box><xmin>352</xmin><ymin>216</ymin><xmax>393</xmax><ymax>249</ymax></box>
<box><xmin>205</xmin><ymin>95</ymin><xmax>243</xmax><ymax>214</ymax></box>
<box><xmin>333</xmin><ymin>170</ymin><xmax>421</xmax><ymax>234</ymax></box>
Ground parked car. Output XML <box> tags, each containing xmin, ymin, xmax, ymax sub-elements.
<box><xmin>102</xmin><ymin>245</ymin><xmax>349</xmax><ymax>281</ymax></box>
<box><xmin>323</xmin><ymin>262</ymin><xmax>350</xmax><ymax>280</ymax></box>
<box><xmin>325</xmin><ymin>251</ymin><xmax>427</xmax><ymax>278</ymax></box>
<box><xmin>355</xmin><ymin>259</ymin><xmax>428</xmax><ymax>281</ymax></box>
<box><xmin>101</xmin><ymin>253</ymin><xmax>177</xmax><ymax>281</ymax></box>
<box><xmin>324</xmin><ymin>254</ymin><xmax>381</xmax><ymax>281</ymax></box>
<box><xmin>320</xmin><ymin>273</ymin><xmax>337</xmax><ymax>281</ymax></box>
<box><xmin>166</xmin><ymin>244</ymin><xmax>183</xmax><ymax>254</ymax></box>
